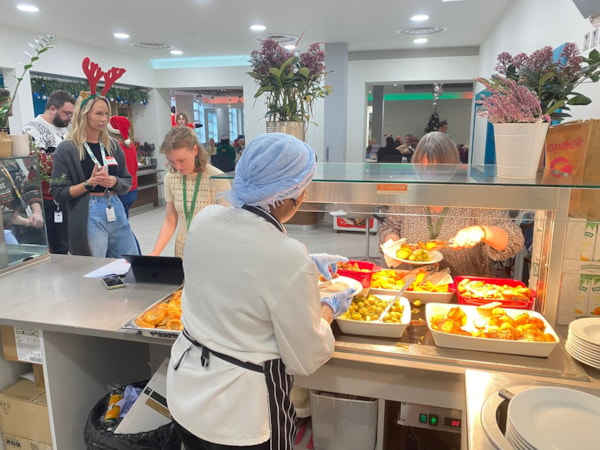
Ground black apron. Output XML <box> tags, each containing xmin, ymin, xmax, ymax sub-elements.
<box><xmin>173</xmin><ymin>205</ymin><xmax>296</xmax><ymax>450</ymax></box>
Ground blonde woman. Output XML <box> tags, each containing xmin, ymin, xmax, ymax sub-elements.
<box><xmin>51</xmin><ymin>94</ymin><xmax>138</xmax><ymax>257</ymax></box>
<box><xmin>150</xmin><ymin>127</ymin><xmax>230</xmax><ymax>257</ymax></box>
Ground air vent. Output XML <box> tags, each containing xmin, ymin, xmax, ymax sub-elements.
<box><xmin>130</xmin><ymin>43</ymin><xmax>175</xmax><ymax>50</ymax></box>
<box><xmin>254</xmin><ymin>34</ymin><xmax>298</xmax><ymax>45</ymax></box>
<box><xmin>397</xmin><ymin>26</ymin><xmax>447</xmax><ymax>36</ymax></box>
<box><xmin>403</xmin><ymin>82</ymin><xmax>472</xmax><ymax>93</ymax></box>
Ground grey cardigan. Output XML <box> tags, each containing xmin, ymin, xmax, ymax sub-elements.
<box><xmin>50</xmin><ymin>139</ymin><xmax>132</xmax><ymax>256</ymax></box>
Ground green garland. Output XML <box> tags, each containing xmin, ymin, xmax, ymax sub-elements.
<box><xmin>30</xmin><ymin>74</ymin><xmax>150</xmax><ymax>105</ymax></box>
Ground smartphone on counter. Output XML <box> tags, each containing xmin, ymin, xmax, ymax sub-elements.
<box><xmin>101</xmin><ymin>275</ymin><xmax>126</xmax><ymax>290</ymax></box>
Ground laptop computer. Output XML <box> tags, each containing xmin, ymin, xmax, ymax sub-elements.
<box><xmin>123</xmin><ymin>254</ymin><xmax>184</xmax><ymax>285</ymax></box>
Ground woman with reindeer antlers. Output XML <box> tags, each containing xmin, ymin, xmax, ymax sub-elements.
<box><xmin>51</xmin><ymin>58</ymin><xmax>139</xmax><ymax>257</ymax></box>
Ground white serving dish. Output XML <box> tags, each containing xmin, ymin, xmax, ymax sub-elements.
<box><xmin>425</xmin><ymin>303</ymin><xmax>560</xmax><ymax>357</ymax></box>
<box><xmin>336</xmin><ymin>296</ymin><xmax>411</xmax><ymax>338</ymax></box>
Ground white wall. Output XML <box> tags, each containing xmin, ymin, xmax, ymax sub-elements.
<box><xmin>479</xmin><ymin>0</ymin><xmax>600</xmax><ymax>121</ymax></box>
<box><xmin>383</xmin><ymin>98</ymin><xmax>472</xmax><ymax>145</ymax></box>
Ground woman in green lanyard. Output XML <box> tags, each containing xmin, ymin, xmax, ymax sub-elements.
<box><xmin>378</xmin><ymin>132</ymin><xmax>524</xmax><ymax>277</ymax></box>
<box><xmin>150</xmin><ymin>127</ymin><xmax>230</xmax><ymax>257</ymax></box>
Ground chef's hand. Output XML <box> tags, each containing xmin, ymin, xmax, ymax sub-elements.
<box><xmin>311</xmin><ymin>253</ymin><xmax>348</xmax><ymax>280</ymax></box>
<box><xmin>451</xmin><ymin>225</ymin><xmax>487</xmax><ymax>249</ymax></box>
<box><xmin>320</xmin><ymin>288</ymin><xmax>355</xmax><ymax>318</ymax></box>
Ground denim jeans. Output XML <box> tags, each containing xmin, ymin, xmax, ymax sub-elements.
<box><xmin>87</xmin><ymin>194</ymin><xmax>139</xmax><ymax>258</ymax></box>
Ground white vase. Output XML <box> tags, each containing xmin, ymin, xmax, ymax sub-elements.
<box><xmin>493</xmin><ymin>122</ymin><xmax>549</xmax><ymax>179</ymax></box>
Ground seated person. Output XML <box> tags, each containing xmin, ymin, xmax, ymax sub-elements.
<box><xmin>379</xmin><ymin>132</ymin><xmax>524</xmax><ymax>277</ymax></box>
<box><xmin>377</xmin><ymin>136</ymin><xmax>404</xmax><ymax>162</ymax></box>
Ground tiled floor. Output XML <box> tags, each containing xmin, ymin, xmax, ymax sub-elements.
<box><xmin>128</xmin><ymin>206</ymin><xmax>384</xmax><ymax>264</ymax></box>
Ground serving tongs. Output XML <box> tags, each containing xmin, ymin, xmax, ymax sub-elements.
<box><xmin>377</xmin><ymin>275</ymin><xmax>415</xmax><ymax>322</ymax></box>
<box><xmin>418</xmin><ymin>239</ymin><xmax>455</xmax><ymax>250</ymax></box>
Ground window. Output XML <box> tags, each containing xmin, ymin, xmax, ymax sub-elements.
<box><xmin>206</xmin><ymin>111</ymin><xmax>218</xmax><ymax>142</ymax></box>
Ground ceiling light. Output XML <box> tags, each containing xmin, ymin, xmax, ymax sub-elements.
<box><xmin>255</xmin><ymin>34</ymin><xmax>298</xmax><ymax>45</ymax></box>
<box><xmin>284</xmin><ymin>44</ymin><xmax>296</xmax><ymax>50</ymax></box>
<box><xmin>171</xmin><ymin>50</ymin><xmax>183</xmax><ymax>55</ymax></box>
<box><xmin>17</xmin><ymin>4</ymin><xmax>39</xmax><ymax>12</ymax></box>
<box><xmin>250</xmin><ymin>24</ymin><xmax>266</xmax><ymax>32</ymax></box>
<box><xmin>397</xmin><ymin>26</ymin><xmax>446</xmax><ymax>36</ymax></box>
<box><xmin>113</xmin><ymin>32</ymin><xmax>130</xmax><ymax>39</ymax></box>
<box><xmin>131</xmin><ymin>42</ymin><xmax>175</xmax><ymax>50</ymax></box>
<box><xmin>411</xmin><ymin>14</ymin><xmax>429</xmax><ymax>22</ymax></box>
<box><xmin>413</xmin><ymin>38</ymin><xmax>428</xmax><ymax>44</ymax></box>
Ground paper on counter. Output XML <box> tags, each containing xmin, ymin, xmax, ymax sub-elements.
<box><xmin>84</xmin><ymin>259</ymin><xmax>130</xmax><ymax>278</ymax></box>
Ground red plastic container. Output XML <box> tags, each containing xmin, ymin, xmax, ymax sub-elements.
<box><xmin>454</xmin><ymin>276</ymin><xmax>535</xmax><ymax>310</ymax></box>
<box><xmin>336</xmin><ymin>260</ymin><xmax>381</xmax><ymax>290</ymax></box>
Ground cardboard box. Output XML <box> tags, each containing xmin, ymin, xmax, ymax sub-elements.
<box><xmin>557</xmin><ymin>273</ymin><xmax>591</xmax><ymax>324</ymax></box>
<box><xmin>114</xmin><ymin>358</ymin><xmax>170</xmax><ymax>434</ymax></box>
<box><xmin>32</xmin><ymin>364</ymin><xmax>44</xmax><ymax>390</ymax></box>
<box><xmin>3</xmin><ymin>433</ymin><xmax>52</xmax><ymax>450</ymax></box>
<box><xmin>587</xmin><ymin>275</ymin><xmax>600</xmax><ymax>316</ymax></box>
<box><xmin>582</xmin><ymin>221</ymin><xmax>598</xmax><ymax>261</ymax></box>
<box><xmin>0</xmin><ymin>379</ymin><xmax>51</xmax><ymax>445</ymax></box>
<box><xmin>0</xmin><ymin>326</ymin><xmax>42</xmax><ymax>364</ymax></box>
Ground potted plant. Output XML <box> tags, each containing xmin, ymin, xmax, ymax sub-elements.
<box><xmin>248</xmin><ymin>38</ymin><xmax>332</xmax><ymax>140</ymax></box>
<box><xmin>490</xmin><ymin>43</ymin><xmax>600</xmax><ymax>123</ymax></box>
<box><xmin>0</xmin><ymin>34</ymin><xmax>56</xmax><ymax>158</ymax></box>
<box><xmin>476</xmin><ymin>76</ymin><xmax>550</xmax><ymax>179</ymax></box>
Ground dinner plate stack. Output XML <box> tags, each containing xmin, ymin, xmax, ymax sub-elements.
<box><xmin>566</xmin><ymin>317</ymin><xmax>600</xmax><ymax>369</ymax></box>
<box><xmin>505</xmin><ymin>387</ymin><xmax>600</xmax><ymax>450</ymax></box>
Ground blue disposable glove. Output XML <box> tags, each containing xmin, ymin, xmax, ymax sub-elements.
<box><xmin>320</xmin><ymin>288</ymin><xmax>355</xmax><ymax>318</ymax></box>
<box><xmin>311</xmin><ymin>253</ymin><xmax>349</xmax><ymax>281</ymax></box>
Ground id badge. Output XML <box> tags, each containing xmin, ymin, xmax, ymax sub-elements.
<box><xmin>106</xmin><ymin>207</ymin><xmax>116</xmax><ymax>222</ymax></box>
<box><xmin>54</xmin><ymin>211</ymin><xmax>63</xmax><ymax>223</ymax></box>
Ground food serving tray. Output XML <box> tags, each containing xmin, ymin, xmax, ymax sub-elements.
<box><xmin>370</xmin><ymin>269</ymin><xmax>454</xmax><ymax>303</ymax></box>
<box><xmin>122</xmin><ymin>286</ymin><xmax>183</xmax><ymax>339</ymax></box>
<box><xmin>426</xmin><ymin>303</ymin><xmax>560</xmax><ymax>357</ymax></box>
<box><xmin>336</xmin><ymin>296</ymin><xmax>411</xmax><ymax>338</ymax></box>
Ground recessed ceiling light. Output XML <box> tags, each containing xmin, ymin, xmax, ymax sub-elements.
<box><xmin>17</xmin><ymin>4</ymin><xmax>39</xmax><ymax>12</ymax></box>
<box><xmin>113</xmin><ymin>32</ymin><xmax>130</xmax><ymax>39</ymax></box>
<box><xmin>171</xmin><ymin>50</ymin><xmax>183</xmax><ymax>56</ymax></box>
<box><xmin>284</xmin><ymin>44</ymin><xmax>296</xmax><ymax>50</ymax></box>
<box><xmin>413</xmin><ymin>38</ymin><xmax>428</xmax><ymax>44</ymax></box>
<box><xmin>250</xmin><ymin>24</ymin><xmax>266</xmax><ymax>32</ymax></box>
<box><xmin>411</xmin><ymin>14</ymin><xmax>429</xmax><ymax>22</ymax></box>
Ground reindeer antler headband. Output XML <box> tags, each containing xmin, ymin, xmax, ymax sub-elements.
<box><xmin>79</xmin><ymin>57</ymin><xmax>126</xmax><ymax>107</ymax></box>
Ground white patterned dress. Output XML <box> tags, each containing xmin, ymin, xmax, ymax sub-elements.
<box><xmin>163</xmin><ymin>165</ymin><xmax>230</xmax><ymax>257</ymax></box>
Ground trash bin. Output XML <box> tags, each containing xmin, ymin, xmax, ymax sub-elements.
<box><xmin>83</xmin><ymin>381</ymin><xmax>181</xmax><ymax>450</ymax></box>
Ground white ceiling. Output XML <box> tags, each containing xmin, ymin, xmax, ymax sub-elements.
<box><xmin>2</xmin><ymin>0</ymin><xmax>514</xmax><ymax>61</ymax></box>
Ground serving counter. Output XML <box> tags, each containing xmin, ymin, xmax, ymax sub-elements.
<box><xmin>1</xmin><ymin>162</ymin><xmax>599</xmax><ymax>449</ymax></box>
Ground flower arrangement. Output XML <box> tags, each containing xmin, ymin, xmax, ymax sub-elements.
<box><xmin>485</xmin><ymin>43</ymin><xmax>600</xmax><ymax>122</ymax></box>
<box><xmin>0</xmin><ymin>34</ymin><xmax>56</xmax><ymax>130</ymax></box>
<box><xmin>135</xmin><ymin>141</ymin><xmax>155</xmax><ymax>158</ymax></box>
<box><xmin>476</xmin><ymin>76</ymin><xmax>549</xmax><ymax>124</ymax></box>
<box><xmin>248</xmin><ymin>39</ymin><xmax>332</xmax><ymax>122</ymax></box>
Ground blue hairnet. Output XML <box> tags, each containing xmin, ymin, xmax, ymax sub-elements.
<box><xmin>227</xmin><ymin>133</ymin><xmax>316</xmax><ymax>209</ymax></box>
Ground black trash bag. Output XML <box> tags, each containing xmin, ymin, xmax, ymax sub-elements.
<box><xmin>83</xmin><ymin>381</ymin><xmax>181</xmax><ymax>450</ymax></box>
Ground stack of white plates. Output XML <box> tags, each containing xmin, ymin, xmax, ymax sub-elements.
<box><xmin>505</xmin><ymin>387</ymin><xmax>600</xmax><ymax>449</ymax></box>
<box><xmin>566</xmin><ymin>317</ymin><xmax>600</xmax><ymax>369</ymax></box>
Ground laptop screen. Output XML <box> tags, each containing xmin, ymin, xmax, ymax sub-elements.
<box><xmin>123</xmin><ymin>255</ymin><xmax>184</xmax><ymax>285</ymax></box>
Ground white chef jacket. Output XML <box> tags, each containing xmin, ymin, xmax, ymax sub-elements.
<box><xmin>166</xmin><ymin>205</ymin><xmax>335</xmax><ymax>445</ymax></box>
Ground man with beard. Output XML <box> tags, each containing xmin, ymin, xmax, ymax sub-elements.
<box><xmin>21</xmin><ymin>90</ymin><xmax>75</xmax><ymax>254</ymax></box>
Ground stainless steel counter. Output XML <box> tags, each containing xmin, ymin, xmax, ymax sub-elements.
<box><xmin>465</xmin><ymin>369</ymin><xmax>600</xmax><ymax>450</ymax></box>
<box><xmin>0</xmin><ymin>254</ymin><xmax>178</xmax><ymax>342</ymax></box>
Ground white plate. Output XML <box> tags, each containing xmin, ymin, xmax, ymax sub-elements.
<box><xmin>508</xmin><ymin>387</ymin><xmax>600</xmax><ymax>450</ymax></box>
<box><xmin>336</xmin><ymin>296</ymin><xmax>411</xmax><ymax>338</ymax></box>
<box><xmin>319</xmin><ymin>276</ymin><xmax>363</xmax><ymax>298</ymax></box>
<box><xmin>569</xmin><ymin>317</ymin><xmax>600</xmax><ymax>346</ymax></box>
<box><xmin>382</xmin><ymin>246</ymin><xmax>443</xmax><ymax>265</ymax></box>
<box><xmin>425</xmin><ymin>303</ymin><xmax>560</xmax><ymax>357</ymax></box>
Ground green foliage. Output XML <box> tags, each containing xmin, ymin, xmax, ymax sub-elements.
<box><xmin>30</xmin><ymin>76</ymin><xmax>150</xmax><ymax>105</ymax></box>
<box><xmin>0</xmin><ymin>35</ymin><xmax>56</xmax><ymax>129</ymax></box>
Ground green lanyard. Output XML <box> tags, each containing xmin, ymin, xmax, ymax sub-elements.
<box><xmin>183</xmin><ymin>173</ymin><xmax>202</xmax><ymax>230</ymax></box>
<box><xmin>426</xmin><ymin>207</ymin><xmax>450</xmax><ymax>240</ymax></box>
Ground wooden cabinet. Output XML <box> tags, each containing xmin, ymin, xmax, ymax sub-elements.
<box><xmin>132</xmin><ymin>166</ymin><xmax>163</xmax><ymax>209</ymax></box>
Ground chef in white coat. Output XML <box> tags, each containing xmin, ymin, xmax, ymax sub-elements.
<box><xmin>167</xmin><ymin>132</ymin><xmax>354</xmax><ymax>450</ymax></box>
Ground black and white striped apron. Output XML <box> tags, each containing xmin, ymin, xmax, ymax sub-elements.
<box><xmin>173</xmin><ymin>329</ymin><xmax>296</xmax><ymax>449</ymax></box>
<box><xmin>173</xmin><ymin>205</ymin><xmax>296</xmax><ymax>449</ymax></box>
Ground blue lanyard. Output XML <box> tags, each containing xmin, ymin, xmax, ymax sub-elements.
<box><xmin>83</xmin><ymin>142</ymin><xmax>108</xmax><ymax>167</ymax></box>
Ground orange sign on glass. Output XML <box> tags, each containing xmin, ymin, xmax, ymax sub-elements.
<box><xmin>377</xmin><ymin>184</ymin><xmax>408</xmax><ymax>194</ymax></box>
